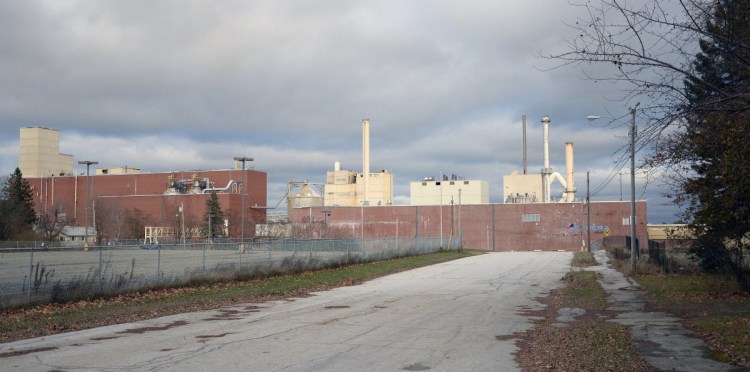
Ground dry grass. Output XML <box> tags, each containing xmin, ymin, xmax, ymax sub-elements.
<box><xmin>515</xmin><ymin>261</ymin><xmax>654</xmax><ymax>371</ymax></box>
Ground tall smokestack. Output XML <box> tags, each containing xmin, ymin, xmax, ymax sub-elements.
<box><xmin>565</xmin><ymin>142</ymin><xmax>575</xmax><ymax>202</ymax></box>
<box><xmin>541</xmin><ymin>115</ymin><xmax>552</xmax><ymax>202</ymax></box>
<box><xmin>362</xmin><ymin>119</ymin><xmax>370</xmax><ymax>206</ymax></box>
<box><xmin>522</xmin><ymin>114</ymin><xmax>527</xmax><ymax>175</ymax></box>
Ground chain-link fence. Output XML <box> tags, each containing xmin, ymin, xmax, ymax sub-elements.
<box><xmin>0</xmin><ymin>236</ymin><xmax>460</xmax><ymax>309</ymax></box>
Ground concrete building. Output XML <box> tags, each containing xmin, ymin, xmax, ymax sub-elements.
<box><xmin>323</xmin><ymin>119</ymin><xmax>394</xmax><ymax>207</ymax></box>
<box><xmin>410</xmin><ymin>176</ymin><xmax>489</xmax><ymax>205</ymax></box>
<box><xmin>96</xmin><ymin>167</ymin><xmax>142</xmax><ymax>175</ymax></box>
<box><xmin>323</xmin><ymin>162</ymin><xmax>394</xmax><ymax>206</ymax></box>
<box><xmin>503</xmin><ymin>171</ymin><xmax>542</xmax><ymax>203</ymax></box>
<box><xmin>19</xmin><ymin>127</ymin><xmax>73</xmax><ymax>177</ymax></box>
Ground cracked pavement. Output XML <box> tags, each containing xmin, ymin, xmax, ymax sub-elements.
<box><xmin>1</xmin><ymin>252</ymin><xmax>571</xmax><ymax>371</ymax></box>
<box><xmin>590</xmin><ymin>249</ymin><xmax>741</xmax><ymax>372</ymax></box>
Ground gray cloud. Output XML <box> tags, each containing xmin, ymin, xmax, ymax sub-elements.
<box><xmin>0</xmin><ymin>0</ymin><xmax>681</xmax><ymax>223</ymax></box>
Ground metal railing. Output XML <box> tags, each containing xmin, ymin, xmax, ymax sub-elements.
<box><xmin>0</xmin><ymin>236</ymin><xmax>461</xmax><ymax>309</ymax></box>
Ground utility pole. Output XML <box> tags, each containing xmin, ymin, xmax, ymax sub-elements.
<box><xmin>630</xmin><ymin>104</ymin><xmax>639</xmax><ymax>273</ymax></box>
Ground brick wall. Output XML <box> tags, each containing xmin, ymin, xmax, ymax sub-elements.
<box><xmin>291</xmin><ymin>201</ymin><xmax>647</xmax><ymax>251</ymax></box>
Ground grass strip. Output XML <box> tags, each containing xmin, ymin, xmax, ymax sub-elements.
<box><xmin>606</xmin><ymin>251</ymin><xmax>750</xmax><ymax>368</ymax></box>
<box><xmin>560</xmin><ymin>270</ymin><xmax>609</xmax><ymax>310</ymax></box>
<box><xmin>571</xmin><ymin>251</ymin><xmax>597</xmax><ymax>267</ymax></box>
<box><xmin>516</xmin><ymin>253</ymin><xmax>651</xmax><ymax>370</ymax></box>
<box><xmin>633</xmin><ymin>271</ymin><xmax>750</xmax><ymax>367</ymax></box>
<box><xmin>0</xmin><ymin>250</ymin><xmax>479</xmax><ymax>343</ymax></box>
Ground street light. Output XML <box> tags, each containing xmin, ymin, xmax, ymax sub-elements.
<box><xmin>586</xmin><ymin>171</ymin><xmax>591</xmax><ymax>252</ymax></box>
<box><xmin>77</xmin><ymin>160</ymin><xmax>98</xmax><ymax>245</ymax></box>
<box><xmin>587</xmin><ymin>111</ymin><xmax>639</xmax><ymax>271</ymax></box>
<box><xmin>233</xmin><ymin>156</ymin><xmax>253</xmax><ymax>246</ymax></box>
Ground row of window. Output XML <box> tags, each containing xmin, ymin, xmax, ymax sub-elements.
<box><xmin>421</xmin><ymin>181</ymin><xmax>471</xmax><ymax>186</ymax></box>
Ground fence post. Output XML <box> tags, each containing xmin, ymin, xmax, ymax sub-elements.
<box><xmin>238</xmin><ymin>244</ymin><xmax>242</xmax><ymax>275</ymax></box>
<box><xmin>98</xmin><ymin>246</ymin><xmax>103</xmax><ymax>293</ymax></box>
<box><xmin>202</xmin><ymin>243</ymin><xmax>206</xmax><ymax>272</ymax></box>
<box><xmin>26</xmin><ymin>243</ymin><xmax>35</xmax><ymax>306</ymax></box>
<box><xmin>157</xmin><ymin>245</ymin><xmax>161</xmax><ymax>284</ymax></box>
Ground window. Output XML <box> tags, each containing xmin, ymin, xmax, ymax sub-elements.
<box><xmin>450</xmin><ymin>181</ymin><xmax>455</xmax><ymax>185</ymax></box>
<box><xmin>422</xmin><ymin>182</ymin><xmax>427</xmax><ymax>186</ymax></box>
<box><xmin>464</xmin><ymin>181</ymin><xmax>469</xmax><ymax>185</ymax></box>
<box><xmin>622</xmin><ymin>217</ymin><xmax>631</xmax><ymax>225</ymax></box>
<box><xmin>522</xmin><ymin>213</ymin><xmax>540</xmax><ymax>222</ymax></box>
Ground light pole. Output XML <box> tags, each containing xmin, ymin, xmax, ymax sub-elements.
<box><xmin>586</xmin><ymin>171</ymin><xmax>591</xmax><ymax>252</ymax></box>
<box><xmin>588</xmin><ymin>111</ymin><xmax>639</xmax><ymax>272</ymax></box>
<box><xmin>233</xmin><ymin>157</ymin><xmax>253</xmax><ymax>246</ymax></box>
<box><xmin>77</xmin><ymin>160</ymin><xmax>98</xmax><ymax>245</ymax></box>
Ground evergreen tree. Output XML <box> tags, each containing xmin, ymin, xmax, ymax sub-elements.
<box><xmin>203</xmin><ymin>191</ymin><xmax>226</xmax><ymax>239</ymax></box>
<box><xmin>679</xmin><ymin>0</ymin><xmax>750</xmax><ymax>290</ymax></box>
<box><xmin>0</xmin><ymin>168</ymin><xmax>38</xmax><ymax>240</ymax></box>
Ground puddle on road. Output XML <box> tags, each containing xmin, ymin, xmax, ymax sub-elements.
<box><xmin>0</xmin><ymin>346</ymin><xmax>58</xmax><ymax>358</ymax></box>
<box><xmin>196</xmin><ymin>333</ymin><xmax>232</xmax><ymax>341</ymax></box>
<box><xmin>118</xmin><ymin>320</ymin><xmax>188</xmax><ymax>334</ymax></box>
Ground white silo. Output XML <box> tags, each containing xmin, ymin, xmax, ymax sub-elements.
<box><xmin>291</xmin><ymin>184</ymin><xmax>324</xmax><ymax>209</ymax></box>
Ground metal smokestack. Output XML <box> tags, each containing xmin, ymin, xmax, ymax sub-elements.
<box><xmin>541</xmin><ymin>115</ymin><xmax>552</xmax><ymax>202</ymax></box>
<box><xmin>522</xmin><ymin>114</ymin><xmax>527</xmax><ymax>175</ymax></box>
<box><xmin>565</xmin><ymin>142</ymin><xmax>575</xmax><ymax>202</ymax></box>
<box><xmin>362</xmin><ymin>119</ymin><xmax>370</xmax><ymax>206</ymax></box>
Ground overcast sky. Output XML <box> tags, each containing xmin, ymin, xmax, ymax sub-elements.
<box><xmin>0</xmin><ymin>1</ymin><xmax>682</xmax><ymax>223</ymax></box>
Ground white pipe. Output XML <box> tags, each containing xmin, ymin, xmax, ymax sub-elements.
<box><xmin>549</xmin><ymin>172</ymin><xmax>567</xmax><ymax>202</ymax></box>
<box><xmin>542</xmin><ymin>116</ymin><xmax>550</xmax><ymax>171</ymax></box>
<box><xmin>565</xmin><ymin>142</ymin><xmax>575</xmax><ymax>202</ymax></box>
<box><xmin>203</xmin><ymin>180</ymin><xmax>237</xmax><ymax>193</ymax></box>
<box><xmin>362</xmin><ymin>119</ymin><xmax>370</xmax><ymax>205</ymax></box>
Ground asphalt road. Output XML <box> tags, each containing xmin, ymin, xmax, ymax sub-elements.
<box><xmin>1</xmin><ymin>252</ymin><xmax>572</xmax><ymax>371</ymax></box>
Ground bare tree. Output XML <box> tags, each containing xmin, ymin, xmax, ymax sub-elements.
<box><xmin>546</xmin><ymin>0</ymin><xmax>748</xmax><ymax>159</ymax></box>
<box><xmin>37</xmin><ymin>203</ymin><xmax>69</xmax><ymax>242</ymax></box>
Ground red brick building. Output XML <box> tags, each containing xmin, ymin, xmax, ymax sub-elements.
<box><xmin>291</xmin><ymin>201</ymin><xmax>647</xmax><ymax>251</ymax></box>
<box><xmin>27</xmin><ymin>169</ymin><xmax>267</xmax><ymax>242</ymax></box>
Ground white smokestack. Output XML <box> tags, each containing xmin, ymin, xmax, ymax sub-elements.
<box><xmin>565</xmin><ymin>142</ymin><xmax>575</xmax><ymax>202</ymax></box>
<box><xmin>523</xmin><ymin>114</ymin><xmax>527</xmax><ymax>175</ymax></box>
<box><xmin>362</xmin><ymin>119</ymin><xmax>370</xmax><ymax>206</ymax></box>
<box><xmin>541</xmin><ymin>115</ymin><xmax>552</xmax><ymax>202</ymax></box>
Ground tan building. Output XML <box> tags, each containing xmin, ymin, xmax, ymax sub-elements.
<box><xmin>19</xmin><ymin>127</ymin><xmax>73</xmax><ymax>177</ymax></box>
<box><xmin>503</xmin><ymin>171</ymin><xmax>543</xmax><ymax>203</ymax></box>
<box><xmin>96</xmin><ymin>167</ymin><xmax>142</xmax><ymax>175</ymax></box>
<box><xmin>324</xmin><ymin>162</ymin><xmax>393</xmax><ymax>206</ymax></box>
<box><xmin>410</xmin><ymin>177</ymin><xmax>489</xmax><ymax>205</ymax></box>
